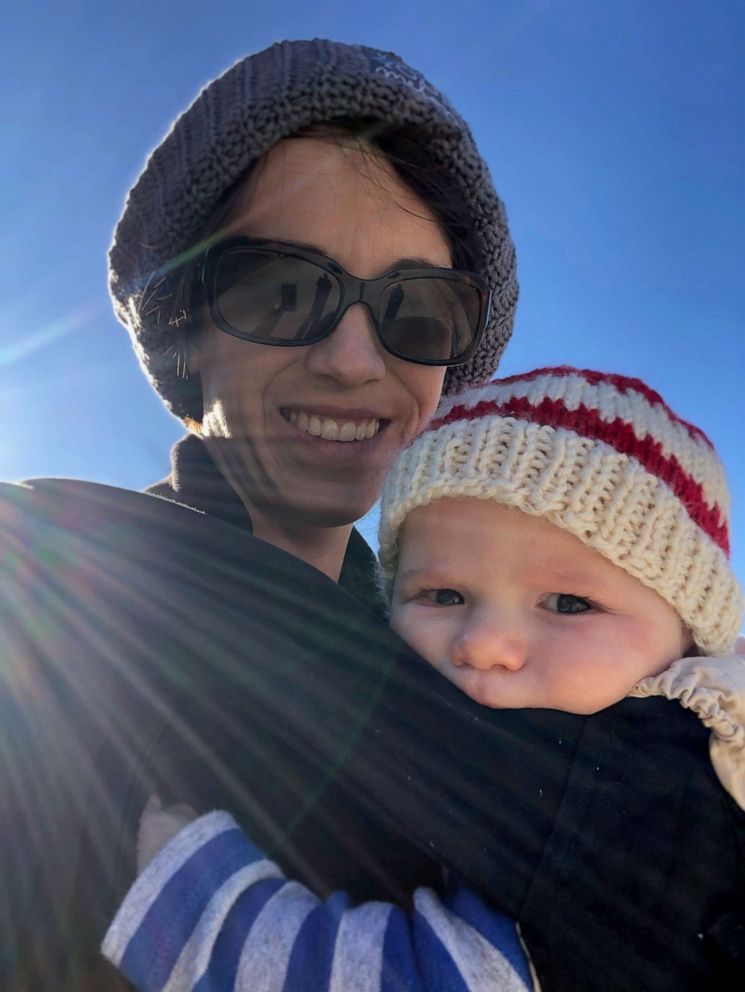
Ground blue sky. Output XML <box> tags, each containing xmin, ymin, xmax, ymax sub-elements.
<box><xmin>2</xmin><ymin>0</ymin><xmax>743</xmax><ymax>586</ymax></box>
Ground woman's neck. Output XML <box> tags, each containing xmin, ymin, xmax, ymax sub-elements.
<box><xmin>247</xmin><ymin>503</ymin><xmax>353</xmax><ymax>582</ymax></box>
<box><xmin>199</xmin><ymin>435</ymin><xmax>354</xmax><ymax>581</ymax></box>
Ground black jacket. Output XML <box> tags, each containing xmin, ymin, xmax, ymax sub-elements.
<box><xmin>2</xmin><ymin>440</ymin><xmax>743</xmax><ymax>990</ymax></box>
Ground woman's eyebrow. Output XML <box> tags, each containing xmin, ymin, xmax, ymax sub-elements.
<box><xmin>387</xmin><ymin>256</ymin><xmax>448</xmax><ymax>269</ymax></box>
<box><xmin>271</xmin><ymin>238</ymin><xmax>446</xmax><ymax>270</ymax></box>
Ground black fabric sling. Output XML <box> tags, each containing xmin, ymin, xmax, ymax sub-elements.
<box><xmin>1</xmin><ymin>478</ymin><xmax>743</xmax><ymax>991</ymax></box>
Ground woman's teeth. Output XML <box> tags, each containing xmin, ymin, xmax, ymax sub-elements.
<box><xmin>287</xmin><ymin>410</ymin><xmax>380</xmax><ymax>441</ymax></box>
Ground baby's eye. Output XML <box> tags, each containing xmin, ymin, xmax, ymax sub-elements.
<box><xmin>541</xmin><ymin>593</ymin><xmax>594</xmax><ymax>614</ymax></box>
<box><xmin>421</xmin><ymin>588</ymin><xmax>465</xmax><ymax>606</ymax></box>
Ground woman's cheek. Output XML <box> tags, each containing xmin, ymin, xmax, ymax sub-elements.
<box><xmin>401</xmin><ymin>366</ymin><xmax>447</xmax><ymax>438</ymax></box>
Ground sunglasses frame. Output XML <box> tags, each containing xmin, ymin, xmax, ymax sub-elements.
<box><xmin>197</xmin><ymin>237</ymin><xmax>491</xmax><ymax>367</ymax></box>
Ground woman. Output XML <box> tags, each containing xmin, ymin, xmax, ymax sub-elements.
<box><xmin>110</xmin><ymin>39</ymin><xmax>515</xmax><ymax>582</ymax></box>
<box><xmin>3</xmin><ymin>40</ymin><xmax>739</xmax><ymax>991</ymax></box>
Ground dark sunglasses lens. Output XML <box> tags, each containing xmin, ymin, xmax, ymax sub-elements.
<box><xmin>213</xmin><ymin>248</ymin><xmax>341</xmax><ymax>342</ymax></box>
<box><xmin>378</xmin><ymin>278</ymin><xmax>481</xmax><ymax>362</ymax></box>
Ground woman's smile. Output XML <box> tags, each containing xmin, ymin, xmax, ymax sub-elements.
<box><xmin>283</xmin><ymin>408</ymin><xmax>382</xmax><ymax>442</ymax></box>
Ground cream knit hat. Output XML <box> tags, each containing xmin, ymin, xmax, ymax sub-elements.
<box><xmin>378</xmin><ymin>366</ymin><xmax>743</xmax><ymax>655</ymax></box>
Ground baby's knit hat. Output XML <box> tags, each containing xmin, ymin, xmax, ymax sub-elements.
<box><xmin>109</xmin><ymin>39</ymin><xmax>517</xmax><ymax>422</ymax></box>
<box><xmin>378</xmin><ymin>366</ymin><xmax>743</xmax><ymax>655</ymax></box>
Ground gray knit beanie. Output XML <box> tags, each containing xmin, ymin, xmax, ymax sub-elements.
<box><xmin>109</xmin><ymin>39</ymin><xmax>518</xmax><ymax>422</ymax></box>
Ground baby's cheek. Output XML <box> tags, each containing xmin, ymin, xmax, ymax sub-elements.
<box><xmin>389</xmin><ymin>608</ymin><xmax>413</xmax><ymax>648</ymax></box>
<box><xmin>450</xmin><ymin>666</ymin><xmax>494</xmax><ymax>705</ymax></box>
<box><xmin>631</xmin><ymin>620</ymin><xmax>687</xmax><ymax>678</ymax></box>
<box><xmin>390</xmin><ymin>609</ymin><xmax>435</xmax><ymax>663</ymax></box>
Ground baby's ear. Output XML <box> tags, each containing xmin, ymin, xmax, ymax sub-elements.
<box><xmin>136</xmin><ymin>794</ymin><xmax>199</xmax><ymax>874</ymax></box>
<box><xmin>681</xmin><ymin>627</ymin><xmax>699</xmax><ymax>658</ymax></box>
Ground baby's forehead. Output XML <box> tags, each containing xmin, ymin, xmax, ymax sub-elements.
<box><xmin>396</xmin><ymin>497</ymin><xmax>618</xmax><ymax>585</ymax></box>
<box><xmin>399</xmin><ymin>497</ymin><xmax>553</xmax><ymax>542</ymax></box>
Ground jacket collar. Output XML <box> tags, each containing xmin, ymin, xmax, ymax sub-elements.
<box><xmin>147</xmin><ymin>434</ymin><xmax>384</xmax><ymax>614</ymax></box>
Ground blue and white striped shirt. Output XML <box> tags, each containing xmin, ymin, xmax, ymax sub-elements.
<box><xmin>103</xmin><ymin>811</ymin><xmax>534</xmax><ymax>992</ymax></box>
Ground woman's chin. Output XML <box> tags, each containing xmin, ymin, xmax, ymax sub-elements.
<box><xmin>279</xmin><ymin>492</ymin><xmax>377</xmax><ymax>530</ymax></box>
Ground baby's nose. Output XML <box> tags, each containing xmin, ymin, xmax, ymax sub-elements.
<box><xmin>452</xmin><ymin>621</ymin><xmax>527</xmax><ymax>673</ymax></box>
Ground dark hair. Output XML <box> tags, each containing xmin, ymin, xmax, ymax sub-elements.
<box><xmin>327</xmin><ymin>118</ymin><xmax>483</xmax><ymax>273</ymax></box>
<box><xmin>172</xmin><ymin>119</ymin><xmax>484</xmax><ymax>426</ymax></box>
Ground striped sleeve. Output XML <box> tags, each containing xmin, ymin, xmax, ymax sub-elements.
<box><xmin>102</xmin><ymin>811</ymin><xmax>534</xmax><ymax>992</ymax></box>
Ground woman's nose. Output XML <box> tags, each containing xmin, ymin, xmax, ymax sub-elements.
<box><xmin>451</xmin><ymin>618</ymin><xmax>528</xmax><ymax>673</ymax></box>
<box><xmin>304</xmin><ymin>304</ymin><xmax>387</xmax><ymax>386</ymax></box>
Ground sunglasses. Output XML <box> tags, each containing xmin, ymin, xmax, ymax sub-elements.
<box><xmin>197</xmin><ymin>238</ymin><xmax>491</xmax><ymax>366</ymax></box>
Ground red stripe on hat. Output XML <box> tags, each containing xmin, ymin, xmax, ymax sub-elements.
<box><xmin>432</xmin><ymin>395</ymin><xmax>729</xmax><ymax>554</ymax></box>
<box><xmin>489</xmin><ymin>367</ymin><xmax>714</xmax><ymax>448</ymax></box>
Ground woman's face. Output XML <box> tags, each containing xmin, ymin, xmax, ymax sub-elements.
<box><xmin>191</xmin><ymin>138</ymin><xmax>449</xmax><ymax>528</ymax></box>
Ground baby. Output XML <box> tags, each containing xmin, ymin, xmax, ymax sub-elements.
<box><xmin>379</xmin><ymin>365</ymin><xmax>740</xmax><ymax>712</ymax></box>
<box><xmin>103</xmin><ymin>367</ymin><xmax>744</xmax><ymax>991</ymax></box>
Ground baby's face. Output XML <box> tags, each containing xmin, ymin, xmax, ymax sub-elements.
<box><xmin>389</xmin><ymin>498</ymin><xmax>691</xmax><ymax>714</ymax></box>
